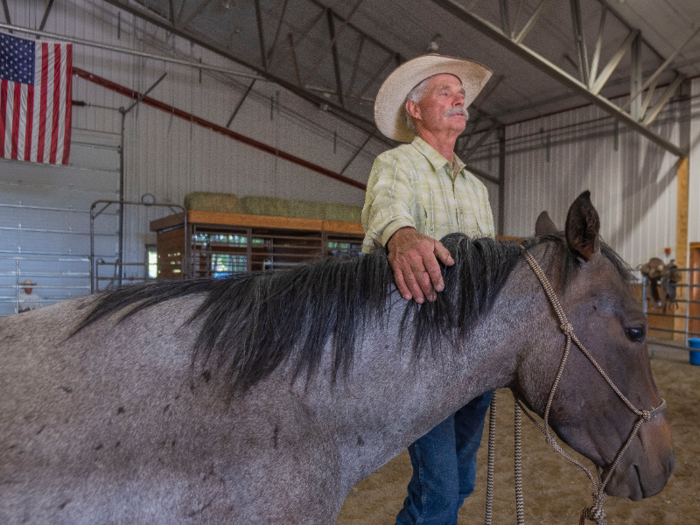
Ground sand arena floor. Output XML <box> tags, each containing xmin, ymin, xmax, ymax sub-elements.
<box><xmin>336</xmin><ymin>345</ymin><xmax>700</xmax><ymax>525</ymax></box>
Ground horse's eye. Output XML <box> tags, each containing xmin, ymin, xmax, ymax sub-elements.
<box><xmin>625</xmin><ymin>327</ymin><xmax>646</xmax><ymax>343</ymax></box>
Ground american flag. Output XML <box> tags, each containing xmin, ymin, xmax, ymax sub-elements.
<box><xmin>0</xmin><ymin>33</ymin><xmax>72</xmax><ymax>165</ymax></box>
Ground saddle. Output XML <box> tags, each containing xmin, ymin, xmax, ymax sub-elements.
<box><xmin>640</xmin><ymin>257</ymin><xmax>682</xmax><ymax>313</ymax></box>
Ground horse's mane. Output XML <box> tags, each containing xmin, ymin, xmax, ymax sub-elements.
<box><xmin>77</xmin><ymin>233</ymin><xmax>632</xmax><ymax>393</ymax></box>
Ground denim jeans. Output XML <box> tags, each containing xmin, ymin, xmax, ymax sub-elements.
<box><xmin>395</xmin><ymin>391</ymin><xmax>494</xmax><ymax>525</ymax></box>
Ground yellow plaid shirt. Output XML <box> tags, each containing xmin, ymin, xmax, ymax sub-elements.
<box><xmin>361</xmin><ymin>136</ymin><xmax>495</xmax><ymax>253</ymax></box>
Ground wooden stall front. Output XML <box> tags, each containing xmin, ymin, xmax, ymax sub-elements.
<box><xmin>150</xmin><ymin>210</ymin><xmax>364</xmax><ymax>280</ymax></box>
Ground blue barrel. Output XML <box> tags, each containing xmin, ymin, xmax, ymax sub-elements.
<box><xmin>689</xmin><ymin>338</ymin><xmax>700</xmax><ymax>366</ymax></box>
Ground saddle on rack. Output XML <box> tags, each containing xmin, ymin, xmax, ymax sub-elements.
<box><xmin>640</xmin><ymin>257</ymin><xmax>682</xmax><ymax>313</ymax></box>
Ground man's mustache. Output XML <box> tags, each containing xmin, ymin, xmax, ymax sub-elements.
<box><xmin>444</xmin><ymin>107</ymin><xmax>469</xmax><ymax>120</ymax></box>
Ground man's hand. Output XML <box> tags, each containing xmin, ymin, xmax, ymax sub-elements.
<box><xmin>386</xmin><ymin>227</ymin><xmax>455</xmax><ymax>303</ymax></box>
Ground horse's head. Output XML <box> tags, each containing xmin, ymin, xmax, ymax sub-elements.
<box><xmin>514</xmin><ymin>191</ymin><xmax>674</xmax><ymax>501</ymax></box>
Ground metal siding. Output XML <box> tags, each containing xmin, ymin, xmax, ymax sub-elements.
<box><xmin>504</xmin><ymin>101</ymin><xmax>682</xmax><ymax>267</ymax></box>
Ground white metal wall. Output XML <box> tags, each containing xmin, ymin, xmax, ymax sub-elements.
<box><xmin>7</xmin><ymin>0</ymin><xmax>381</xmax><ymax>281</ymax></box>
<box><xmin>503</xmin><ymin>98</ymin><xmax>687</xmax><ymax>268</ymax></box>
<box><xmin>0</xmin><ymin>129</ymin><xmax>120</xmax><ymax>315</ymax></box>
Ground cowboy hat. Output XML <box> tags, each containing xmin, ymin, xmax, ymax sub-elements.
<box><xmin>20</xmin><ymin>278</ymin><xmax>37</xmax><ymax>286</ymax></box>
<box><xmin>374</xmin><ymin>54</ymin><xmax>492</xmax><ymax>142</ymax></box>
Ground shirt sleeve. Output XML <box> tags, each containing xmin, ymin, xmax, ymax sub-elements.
<box><xmin>361</xmin><ymin>153</ymin><xmax>417</xmax><ymax>252</ymax></box>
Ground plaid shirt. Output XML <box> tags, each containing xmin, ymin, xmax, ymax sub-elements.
<box><xmin>362</xmin><ymin>136</ymin><xmax>495</xmax><ymax>253</ymax></box>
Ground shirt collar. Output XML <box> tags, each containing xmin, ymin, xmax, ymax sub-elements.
<box><xmin>410</xmin><ymin>136</ymin><xmax>465</xmax><ymax>178</ymax></box>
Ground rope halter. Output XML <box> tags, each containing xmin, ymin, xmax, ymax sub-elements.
<box><xmin>512</xmin><ymin>246</ymin><xmax>666</xmax><ymax>525</ymax></box>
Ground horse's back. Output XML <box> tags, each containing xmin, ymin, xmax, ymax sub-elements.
<box><xmin>0</xmin><ymin>294</ymin><xmax>340</xmax><ymax>524</ymax></box>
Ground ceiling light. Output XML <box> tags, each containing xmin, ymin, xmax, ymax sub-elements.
<box><xmin>427</xmin><ymin>33</ymin><xmax>441</xmax><ymax>53</ymax></box>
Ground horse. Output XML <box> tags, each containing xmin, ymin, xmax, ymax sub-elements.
<box><xmin>0</xmin><ymin>192</ymin><xmax>674</xmax><ymax>524</ymax></box>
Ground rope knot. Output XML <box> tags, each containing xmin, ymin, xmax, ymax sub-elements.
<box><xmin>560</xmin><ymin>322</ymin><xmax>574</xmax><ymax>335</ymax></box>
<box><xmin>545</xmin><ymin>434</ymin><xmax>557</xmax><ymax>447</ymax></box>
<box><xmin>641</xmin><ymin>410</ymin><xmax>651</xmax><ymax>422</ymax></box>
<box><xmin>581</xmin><ymin>501</ymin><xmax>607</xmax><ymax>525</ymax></box>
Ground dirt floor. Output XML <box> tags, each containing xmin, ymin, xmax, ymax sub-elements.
<box><xmin>336</xmin><ymin>345</ymin><xmax>700</xmax><ymax>525</ymax></box>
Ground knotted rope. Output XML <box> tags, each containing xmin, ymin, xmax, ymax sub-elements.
<box><xmin>484</xmin><ymin>247</ymin><xmax>666</xmax><ymax>525</ymax></box>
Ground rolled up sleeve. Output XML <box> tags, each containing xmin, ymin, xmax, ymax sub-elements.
<box><xmin>361</xmin><ymin>156</ymin><xmax>417</xmax><ymax>253</ymax></box>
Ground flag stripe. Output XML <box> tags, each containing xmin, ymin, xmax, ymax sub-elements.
<box><xmin>49</xmin><ymin>44</ymin><xmax>61</xmax><ymax>164</ymax></box>
<box><xmin>24</xmin><ymin>84</ymin><xmax>33</xmax><ymax>161</ymax></box>
<box><xmin>0</xmin><ymin>80</ymin><xmax>7</xmax><ymax>158</ymax></box>
<box><xmin>62</xmin><ymin>45</ymin><xmax>72</xmax><ymax>164</ymax></box>
<box><xmin>36</xmin><ymin>42</ymin><xmax>48</xmax><ymax>164</ymax></box>
<box><xmin>11</xmin><ymin>81</ymin><xmax>21</xmax><ymax>159</ymax></box>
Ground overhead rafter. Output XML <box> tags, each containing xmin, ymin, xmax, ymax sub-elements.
<box><xmin>99</xmin><ymin>0</ymin><xmax>379</xmax><ymax>131</ymax></box>
<box><xmin>428</xmin><ymin>0</ymin><xmax>688</xmax><ymax>157</ymax></box>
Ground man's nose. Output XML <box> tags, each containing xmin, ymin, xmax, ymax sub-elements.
<box><xmin>453</xmin><ymin>95</ymin><xmax>464</xmax><ymax>106</ymax></box>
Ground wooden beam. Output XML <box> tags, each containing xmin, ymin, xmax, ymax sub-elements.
<box><xmin>673</xmin><ymin>156</ymin><xmax>689</xmax><ymax>341</ymax></box>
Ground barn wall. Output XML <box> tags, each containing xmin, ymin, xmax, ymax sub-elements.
<box><xmin>501</xmin><ymin>96</ymin><xmax>688</xmax><ymax>268</ymax></box>
<box><xmin>8</xmin><ymin>0</ymin><xmax>380</xmax><ymax>278</ymax></box>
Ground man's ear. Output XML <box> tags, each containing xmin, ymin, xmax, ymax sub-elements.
<box><xmin>405</xmin><ymin>99</ymin><xmax>421</xmax><ymax>121</ymax></box>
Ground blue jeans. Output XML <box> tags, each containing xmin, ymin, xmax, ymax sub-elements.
<box><xmin>396</xmin><ymin>391</ymin><xmax>494</xmax><ymax>525</ymax></box>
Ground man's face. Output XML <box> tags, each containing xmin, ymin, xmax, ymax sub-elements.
<box><xmin>408</xmin><ymin>74</ymin><xmax>467</xmax><ymax>137</ymax></box>
<box><xmin>24</xmin><ymin>288</ymin><xmax>32</xmax><ymax>294</ymax></box>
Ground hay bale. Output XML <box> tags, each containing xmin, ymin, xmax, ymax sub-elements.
<box><xmin>241</xmin><ymin>196</ymin><xmax>327</xmax><ymax>220</ymax></box>
<box><xmin>184</xmin><ymin>192</ymin><xmax>243</xmax><ymax>214</ymax></box>
<box><xmin>324</xmin><ymin>203</ymin><xmax>363</xmax><ymax>223</ymax></box>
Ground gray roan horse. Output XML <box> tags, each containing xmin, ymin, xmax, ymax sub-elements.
<box><xmin>0</xmin><ymin>192</ymin><xmax>674</xmax><ymax>524</ymax></box>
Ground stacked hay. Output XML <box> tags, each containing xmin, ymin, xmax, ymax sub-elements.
<box><xmin>184</xmin><ymin>192</ymin><xmax>361</xmax><ymax>224</ymax></box>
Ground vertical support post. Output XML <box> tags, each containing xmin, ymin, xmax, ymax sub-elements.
<box><xmin>673</xmin><ymin>80</ymin><xmax>691</xmax><ymax>343</ymax></box>
<box><xmin>674</xmin><ymin>157</ymin><xmax>689</xmax><ymax>342</ymax></box>
<box><xmin>629</xmin><ymin>33</ymin><xmax>642</xmax><ymax>121</ymax></box>
<box><xmin>118</xmin><ymin>109</ymin><xmax>126</xmax><ymax>287</ymax></box>
<box><xmin>497</xmin><ymin>125</ymin><xmax>506</xmax><ymax>236</ymax></box>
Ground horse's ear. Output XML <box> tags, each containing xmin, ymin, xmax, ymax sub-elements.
<box><xmin>565</xmin><ymin>190</ymin><xmax>600</xmax><ymax>262</ymax></box>
<box><xmin>535</xmin><ymin>211</ymin><xmax>558</xmax><ymax>236</ymax></box>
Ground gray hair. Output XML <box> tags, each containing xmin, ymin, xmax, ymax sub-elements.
<box><xmin>402</xmin><ymin>77</ymin><xmax>432</xmax><ymax>134</ymax></box>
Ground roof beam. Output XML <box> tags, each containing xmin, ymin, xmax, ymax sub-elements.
<box><xmin>326</xmin><ymin>9</ymin><xmax>345</xmax><ymax>107</ymax></box>
<box><xmin>253</xmin><ymin>0</ymin><xmax>267</xmax><ymax>71</ymax></box>
<box><xmin>569</xmin><ymin>0</ymin><xmax>589</xmax><ymax>86</ymax></box>
<box><xmin>39</xmin><ymin>0</ymin><xmax>56</xmax><ymax>32</ymax></box>
<box><xmin>427</xmin><ymin>0</ymin><xmax>686</xmax><ymax>157</ymax></box>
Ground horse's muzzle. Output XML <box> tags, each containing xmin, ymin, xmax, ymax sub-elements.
<box><xmin>603</xmin><ymin>415</ymin><xmax>675</xmax><ymax>501</ymax></box>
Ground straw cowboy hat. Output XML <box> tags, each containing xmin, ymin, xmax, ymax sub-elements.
<box><xmin>374</xmin><ymin>54</ymin><xmax>492</xmax><ymax>142</ymax></box>
<box><xmin>20</xmin><ymin>278</ymin><xmax>37</xmax><ymax>286</ymax></box>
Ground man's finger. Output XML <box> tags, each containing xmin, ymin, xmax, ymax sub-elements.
<box><xmin>402</xmin><ymin>267</ymin><xmax>426</xmax><ymax>304</ymax></box>
<box><xmin>391</xmin><ymin>262</ymin><xmax>412</xmax><ymax>301</ymax></box>
<box><xmin>423</xmin><ymin>252</ymin><xmax>445</xmax><ymax>295</ymax></box>
<box><xmin>433</xmin><ymin>240</ymin><xmax>454</xmax><ymax>266</ymax></box>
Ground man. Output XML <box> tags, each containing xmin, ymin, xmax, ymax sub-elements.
<box><xmin>18</xmin><ymin>278</ymin><xmax>43</xmax><ymax>313</ymax></box>
<box><xmin>361</xmin><ymin>54</ymin><xmax>495</xmax><ymax>524</ymax></box>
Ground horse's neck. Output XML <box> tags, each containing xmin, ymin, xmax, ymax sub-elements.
<box><xmin>322</xmin><ymin>259</ymin><xmax>547</xmax><ymax>491</ymax></box>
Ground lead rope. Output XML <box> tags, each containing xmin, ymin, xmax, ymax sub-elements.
<box><xmin>484</xmin><ymin>248</ymin><xmax>666</xmax><ymax>525</ymax></box>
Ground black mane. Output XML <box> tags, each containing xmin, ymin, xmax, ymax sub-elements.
<box><xmin>77</xmin><ymin>233</ymin><xmax>631</xmax><ymax>393</ymax></box>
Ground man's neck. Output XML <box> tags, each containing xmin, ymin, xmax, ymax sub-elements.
<box><xmin>416</xmin><ymin>129</ymin><xmax>458</xmax><ymax>162</ymax></box>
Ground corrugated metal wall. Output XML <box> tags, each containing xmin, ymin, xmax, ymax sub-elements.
<box><xmin>502</xmin><ymin>97</ymin><xmax>687</xmax><ymax>268</ymax></box>
<box><xmin>6</xmin><ymin>0</ymin><xmax>697</xmax><ymax>283</ymax></box>
<box><xmin>11</xmin><ymin>0</ymin><xmax>378</xmax><ymax>277</ymax></box>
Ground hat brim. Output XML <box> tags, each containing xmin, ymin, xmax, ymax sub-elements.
<box><xmin>374</xmin><ymin>54</ymin><xmax>492</xmax><ymax>142</ymax></box>
<box><xmin>20</xmin><ymin>280</ymin><xmax>37</xmax><ymax>286</ymax></box>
